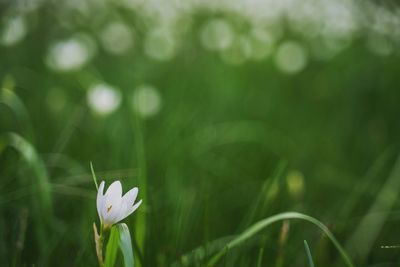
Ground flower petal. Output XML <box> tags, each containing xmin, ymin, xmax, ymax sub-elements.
<box><xmin>101</xmin><ymin>181</ymin><xmax>123</xmax><ymax>226</ymax></box>
<box><xmin>131</xmin><ymin>199</ymin><xmax>142</xmax><ymax>213</ymax></box>
<box><xmin>103</xmin><ymin>197</ymin><xmax>123</xmax><ymax>226</ymax></box>
<box><xmin>114</xmin><ymin>201</ymin><xmax>130</xmax><ymax>223</ymax></box>
<box><xmin>104</xmin><ymin>180</ymin><xmax>122</xmax><ymax>204</ymax></box>
<box><xmin>123</xmin><ymin>199</ymin><xmax>142</xmax><ymax>219</ymax></box>
<box><xmin>96</xmin><ymin>181</ymin><xmax>105</xmax><ymax>221</ymax></box>
<box><xmin>97</xmin><ymin>181</ymin><xmax>141</xmax><ymax>227</ymax></box>
<box><xmin>114</xmin><ymin>188</ymin><xmax>139</xmax><ymax>222</ymax></box>
<box><xmin>122</xmin><ymin>187</ymin><xmax>138</xmax><ymax>207</ymax></box>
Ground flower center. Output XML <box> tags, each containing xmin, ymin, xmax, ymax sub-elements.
<box><xmin>107</xmin><ymin>205</ymin><xmax>112</xmax><ymax>213</ymax></box>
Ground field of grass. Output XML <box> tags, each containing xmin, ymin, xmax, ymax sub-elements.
<box><xmin>1</xmin><ymin>0</ymin><xmax>400</xmax><ymax>266</ymax></box>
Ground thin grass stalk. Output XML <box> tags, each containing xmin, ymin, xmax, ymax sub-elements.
<box><xmin>304</xmin><ymin>240</ymin><xmax>315</xmax><ymax>267</ymax></box>
<box><xmin>345</xmin><ymin>153</ymin><xmax>400</xmax><ymax>262</ymax></box>
<box><xmin>132</xmin><ymin>107</ymin><xmax>147</xmax><ymax>267</ymax></box>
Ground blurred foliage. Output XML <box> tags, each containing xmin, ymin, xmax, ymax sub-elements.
<box><xmin>1</xmin><ymin>0</ymin><xmax>400</xmax><ymax>266</ymax></box>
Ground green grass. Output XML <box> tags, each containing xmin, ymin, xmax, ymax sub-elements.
<box><xmin>1</xmin><ymin>1</ymin><xmax>400</xmax><ymax>266</ymax></box>
<box><xmin>304</xmin><ymin>240</ymin><xmax>315</xmax><ymax>267</ymax></box>
<box><xmin>206</xmin><ymin>212</ymin><xmax>354</xmax><ymax>267</ymax></box>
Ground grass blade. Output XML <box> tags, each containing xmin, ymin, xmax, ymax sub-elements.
<box><xmin>239</xmin><ymin>161</ymin><xmax>287</xmax><ymax>230</ymax></box>
<box><xmin>117</xmin><ymin>223</ymin><xmax>135</xmax><ymax>267</ymax></box>
<box><xmin>304</xmin><ymin>240</ymin><xmax>315</xmax><ymax>267</ymax></box>
<box><xmin>0</xmin><ymin>87</ymin><xmax>34</xmax><ymax>140</ymax></box>
<box><xmin>345</xmin><ymin>153</ymin><xmax>400</xmax><ymax>262</ymax></box>
<box><xmin>256</xmin><ymin>246</ymin><xmax>264</xmax><ymax>267</ymax></box>
<box><xmin>90</xmin><ymin>161</ymin><xmax>99</xmax><ymax>190</ymax></box>
<box><xmin>0</xmin><ymin>133</ymin><xmax>52</xmax><ymax>215</ymax></box>
<box><xmin>0</xmin><ymin>132</ymin><xmax>53</xmax><ymax>265</ymax></box>
<box><xmin>131</xmin><ymin>108</ymin><xmax>147</xmax><ymax>265</ymax></box>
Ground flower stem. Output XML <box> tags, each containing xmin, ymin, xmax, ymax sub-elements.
<box><xmin>93</xmin><ymin>222</ymin><xmax>104</xmax><ymax>267</ymax></box>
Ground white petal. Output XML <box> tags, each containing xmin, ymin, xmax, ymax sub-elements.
<box><xmin>107</xmin><ymin>188</ymin><xmax>138</xmax><ymax>224</ymax></box>
<box><xmin>115</xmin><ymin>197</ymin><xmax>142</xmax><ymax>223</ymax></box>
<box><xmin>103</xmin><ymin>197</ymin><xmax>123</xmax><ymax>225</ymax></box>
<box><xmin>96</xmin><ymin>181</ymin><xmax>105</xmax><ymax>221</ymax></box>
<box><xmin>123</xmin><ymin>199</ymin><xmax>142</xmax><ymax>219</ymax></box>
<box><xmin>131</xmin><ymin>199</ymin><xmax>142</xmax><ymax>213</ymax></box>
<box><xmin>102</xmin><ymin>181</ymin><xmax>123</xmax><ymax>226</ymax></box>
<box><xmin>105</xmin><ymin>180</ymin><xmax>122</xmax><ymax>202</ymax></box>
<box><xmin>114</xmin><ymin>201</ymin><xmax>130</xmax><ymax>223</ymax></box>
<box><xmin>98</xmin><ymin>181</ymin><xmax>142</xmax><ymax>227</ymax></box>
<box><xmin>113</xmin><ymin>187</ymin><xmax>138</xmax><ymax>224</ymax></box>
<box><xmin>122</xmin><ymin>187</ymin><xmax>138</xmax><ymax>207</ymax></box>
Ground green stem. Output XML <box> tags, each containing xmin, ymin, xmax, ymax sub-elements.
<box><xmin>94</xmin><ymin>222</ymin><xmax>105</xmax><ymax>267</ymax></box>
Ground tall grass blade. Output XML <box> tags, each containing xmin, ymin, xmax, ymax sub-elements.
<box><xmin>228</xmin><ymin>162</ymin><xmax>286</xmax><ymax>266</ymax></box>
<box><xmin>0</xmin><ymin>88</ymin><xmax>34</xmax><ymax>140</ymax></box>
<box><xmin>345</xmin><ymin>154</ymin><xmax>400</xmax><ymax>262</ymax></box>
<box><xmin>0</xmin><ymin>132</ymin><xmax>53</xmax><ymax>264</ymax></box>
<box><xmin>131</xmin><ymin>109</ymin><xmax>147</xmax><ymax>265</ymax></box>
<box><xmin>256</xmin><ymin>247</ymin><xmax>264</xmax><ymax>267</ymax></box>
<box><xmin>239</xmin><ymin>161</ymin><xmax>287</xmax><ymax>230</ymax></box>
<box><xmin>304</xmin><ymin>240</ymin><xmax>315</xmax><ymax>267</ymax></box>
<box><xmin>340</xmin><ymin>148</ymin><xmax>392</xmax><ymax>218</ymax></box>
<box><xmin>0</xmin><ymin>133</ymin><xmax>52</xmax><ymax>215</ymax></box>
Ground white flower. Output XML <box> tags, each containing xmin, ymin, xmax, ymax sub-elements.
<box><xmin>96</xmin><ymin>180</ymin><xmax>142</xmax><ymax>228</ymax></box>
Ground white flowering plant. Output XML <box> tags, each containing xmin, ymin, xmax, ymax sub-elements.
<box><xmin>91</xmin><ymin>163</ymin><xmax>141</xmax><ymax>267</ymax></box>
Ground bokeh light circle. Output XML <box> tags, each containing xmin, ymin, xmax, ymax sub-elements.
<box><xmin>275</xmin><ymin>41</ymin><xmax>307</xmax><ymax>74</ymax></box>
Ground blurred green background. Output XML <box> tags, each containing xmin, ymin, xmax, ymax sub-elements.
<box><xmin>1</xmin><ymin>0</ymin><xmax>400</xmax><ymax>266</ymax></box>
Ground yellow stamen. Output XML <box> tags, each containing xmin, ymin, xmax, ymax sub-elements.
<box><xmin>107</xmin><ymin>205</ymin><xmax>112</xmax><ymax>212</ymax></box>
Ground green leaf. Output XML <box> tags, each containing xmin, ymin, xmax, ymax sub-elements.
<box><xmin>105</xmin><ymin>226</ymin><xmax>120</xmax><ymax>267</ymax></box>
<box><xmin>104</xmin><ymin>224</ymin><xmax>135</xmax><ymax>267</ymax></box>
<box><xmin>117</xmin><ymin>223</ymin><xmax>135</xmax><ymax>267</ymax></box>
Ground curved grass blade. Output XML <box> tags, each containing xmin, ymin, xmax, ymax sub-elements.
<box><xmin>117</xmin><ymin>223</ymin><xmax>135</xmax><ymax>267</ymax></box>
<box><xmin>105</xmin><ymin>226</ymin><xmax>120</xmax><ymax>267</ymax></box>
<box><xmin>206</xmin><ymin>212</ymin><xmax>355</xmax><ymax>267</ymax></box>
<box><xmin>0</xmin><ymin>132</ymin><xmax>53</xmax><ymax>264</ymax></box>
<box><xmin>304</xmin><ymin>240</ymin><xmax>315</xmax><ymax>267</ymax></box>
<box><xmin>0</xmin><ymin>132</ymin><xmax>52</xmax><ymax>216</ymax></box>
<box><xmin>0</xmin><ymin>88</ymin><xmax>34</xmax><ymax>140</ymax></box>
